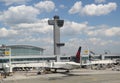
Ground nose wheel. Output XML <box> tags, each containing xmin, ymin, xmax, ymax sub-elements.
<box><xmin>66</xmin><ymin>70</ymin><xmax>70</xmax><ymax>73</ymax></box>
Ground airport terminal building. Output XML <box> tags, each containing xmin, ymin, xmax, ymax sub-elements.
<box><xmin>0</xmin><ymin>45</ymin><xmax>70</xmax><ymax>64</ymax></box>
<box><xmin>0</xmin><ymin>44</ymin><xmax>120</xmax><ymax>65</ymax></box>
<box><xmin>0</xmin><ymin>45</ymin><xmax>56</xmax><ymax>64</ymax></box>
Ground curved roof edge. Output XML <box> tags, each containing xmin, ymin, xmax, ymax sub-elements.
<box><xmin>7</xmin><ymin>45</ymin><xmax>45</xmax><ymax>50</ymax></box>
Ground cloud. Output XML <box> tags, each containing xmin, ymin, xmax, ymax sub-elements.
<box><xmin>0</xmin><ymin>0</ymin><xmax>30</xmax><ymax>5</ymax></box>
<box><xmin>61</xmin><ymin>38</ymin><xmax>87</xmax><ymax>55</ymax></box>
<box><xmin>0</xmin><ymin>5</ymin><xmax>39</xmax><ymax>25</ymax></box>
<box><xmin>6</xmin><ymin>18</ymin><xmax>53</xmax><ymax>44</ymax></box>
<box><xmin>105</xmin><ymin>27</ymin><xmax>120</xmax><ymax>36</ymax></box>
<box><xmin>61</xmin><ymin>37</ymin><xmax>120</xmax><ymax>55</ymax></box>
<box><xmin>69</xmin><ymin>1</ymin><xmax>117</xmax><ymax>16</ymax></box>
<box><xmin>86</xmin><ymin>37</ymin><xmax>120</xmax><ymax>54</ymax></box>
<box><xmin>13</xmin><ymin>18</ymin><xmax>52</xmax><ymax>34</ymax></box>
<box><xmin>88</xmin><ymin>37</ymin><xmax>108</xmax><ymax>46</ymax></box>
<box><xmin>95</xmin><ymin>0</ymin><xmax>106</xmax><ymax>3</ymax></box>
<box><xmin>69</xmin><ymin>1</ymin><xmax>82</xmax><ymax>14</ymax></box>
<box><xmin>82</xmin><ymin>2</ymin><xmax>117</xmax><ymax>16</ymax></box>
<box><xmin>15</xmin><ymin>37</ymin><xmax>53</xmax><ymax>44</ymax></box>
<box><xmin>87</xmin><ymin>27</ymin><xmax>120</xmax><ymax>37</ymax></box>
<box><xmin>62</xmin><ymin>21</ymin><xmax>88</xmax><ymax>36</ymax></box>
<box><xmin>0</xmin><ymin>27</ymin><xmax>17</xmax><ymax>38</ymax></box>
<box><xmin>0</xmin><ymin>1</ymin><xmax>55</xmax><ymax>26</ymax></box>
<box><xmin>34</xmin><ymin>1</ymin><xmax>55</xmax><ymax>13</ymax></box>
<box><xmin>61</xmin><ymin>20</ymin><xmax>120</xmax><ymax>38</ymax></box>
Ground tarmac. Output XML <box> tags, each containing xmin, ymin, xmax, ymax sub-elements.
<box><xmin>1</xmin><ymin>69</ymin><xmax>120</xmax><ymax>83</ymax></box>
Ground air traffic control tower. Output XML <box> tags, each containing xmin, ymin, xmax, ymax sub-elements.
<box><xmin>48</xmin><ymin>16</ymin><xmax>65</xmax><ymax>55</ymax></box>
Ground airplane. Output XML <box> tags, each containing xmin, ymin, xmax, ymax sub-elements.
<box><xmin>45</xmin><ymin>46</ymin><xmax>82</xmax><ymax>72</ymax></box>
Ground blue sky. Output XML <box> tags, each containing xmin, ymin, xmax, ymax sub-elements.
<box><xmin>0</xmin><ymin>0</ymin><xmax>120</xmax><ymax>55</ymax></box>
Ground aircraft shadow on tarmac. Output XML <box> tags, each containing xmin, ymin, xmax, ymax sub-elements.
<box><xmin>53</xmin><ymin>71</ymin><xmax>90</xmax><ymax>77</ymax></box>
<box><xmin>48</xmin><ymin>72</ymin><xmax>90</xmax><ymax>81</ymax></box>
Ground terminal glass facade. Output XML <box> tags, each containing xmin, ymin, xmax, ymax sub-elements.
<box><xmin>0</xmin><ymin>45</ymin><xmax>45</xmax><ymax>63</ymax></box>
<box><xmin>7</xmin><ymin>45</ymin><xmax>44</xmax><ymax>56</ymax></box>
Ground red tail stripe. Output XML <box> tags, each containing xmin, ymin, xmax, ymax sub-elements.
<box><xmin>76</xmin><ymin>47</ymin><xmax>81</xmax><ymax>63</ymax></box>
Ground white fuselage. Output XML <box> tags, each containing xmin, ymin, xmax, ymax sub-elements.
<box><xmin>3</xmin><ymin>61</ymin><xmax>80</xmax><ymax>71</ymax></box>
<box><xmin>50</xmin><ymin>61</ymin><xmax>80</xmax><ymax>70</ymax></box>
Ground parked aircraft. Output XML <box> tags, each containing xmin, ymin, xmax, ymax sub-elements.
<box><xmin>46</xmin><ymin>46</ymin><xmax>81</xmax><ymax>72</ymax></box>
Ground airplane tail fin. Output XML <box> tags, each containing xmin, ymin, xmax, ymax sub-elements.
<box><xmin>75</xmin><ymin>46</ymin><xmax>81</xmax><ymax>63</ymax></box>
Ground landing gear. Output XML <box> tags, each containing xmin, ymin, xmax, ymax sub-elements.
<box><xmin>37</xmin><ymin>71</ymin><xmax>41</xmax><ymax>75</ymax></box>
<box><xmin>66</xmin><ymin>70</ymin><xmax>70</xmax><ymax>73</ymax></box>
<box><xmin>54</xmin><ymin>69</ymin><xmax>57</xmax><ymax>73</ymax></box>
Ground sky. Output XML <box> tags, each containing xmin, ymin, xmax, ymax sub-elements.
<box><xmin>0</xmin><ymin>0</ymin><xmax>120</xmax><ymax>55</ymax></box>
